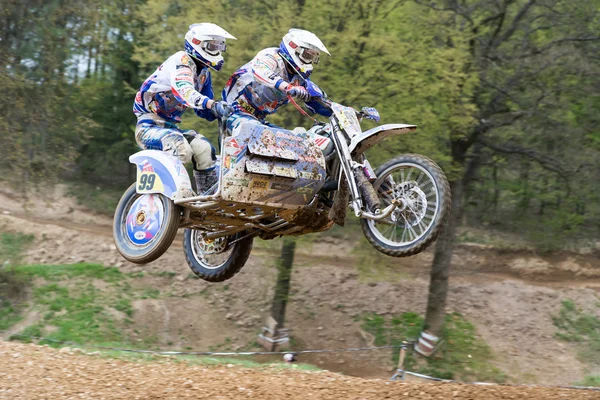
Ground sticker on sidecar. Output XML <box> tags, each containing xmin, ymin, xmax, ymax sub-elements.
<box><xmin>137</xmin><ymin>171</ymin><xmax>165</xmax><ymax>194</ymax></box>
<box><xmin>251</xmin><ymin>180</ymin><xmax>268</xmax><ymax>189</ymax></box>
<box><xmin>245</xmin><ymin>159</ymin><xmax>298</xmax><ymax>179</ymax></box>
<box><xmin>126</xmin><ymin>194</ymin><xmax>164</xmax><ymax>246</ymax></box>
<box><xmin>130</xmin><ymin>155</ymin><xmax>178</xmax><ymax>197</ymax></box>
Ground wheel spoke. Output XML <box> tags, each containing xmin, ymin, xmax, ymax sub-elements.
<box><xmin>366</xmin><ymin>159</ymin><xmax>444</xmax><ymax>249</ymax></box>
<box><xmin>383</xmin><ymin>222</ymin><xmax>396</xmax><ymax>239</ymax></box>
<box><xmin>400</xmin><ymin>223</ymin><xmax>408</xmax><ymax>242</ymax></box>
<box><xmin>415</xmin><ymin>171</ymin><xmax>424</xmax><ymax>185</ymax></box>
<box><xmin>404</xmin><ymin>216</ymin><xmax>418</xmax><ymax>240</ymax></box>
<box><xmin>417</xmin><ymin>218</ymin><xmax>429</xmax><ymax>235</ymax></box>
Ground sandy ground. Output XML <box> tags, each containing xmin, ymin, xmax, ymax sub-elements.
<box><xmin>1</xmin><ymin>187</ymin><xmax>600</xmax><ymax>386</ymax></box>
<box><xmin>1</xmin><ymin>341</ymin><xmax>598</xmax><ymax>400</ymax></box>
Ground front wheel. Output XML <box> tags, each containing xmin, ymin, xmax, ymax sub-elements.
<box><xmin>113</xmin><ymin>183</ymin><xmax>181</xmax><ymax>264</ymax></box>
<box><xmin>183</xmin><ymin>229</ymin><xmax>253</xmax><ymax>282</ymax></box>
<box><xmin>360</xmin><ymin>154</ymin><xmax>451</xmax><ymax>257</ymax></box>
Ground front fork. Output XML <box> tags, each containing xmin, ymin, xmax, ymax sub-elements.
<box><xmin>330</xmin><ymin>120</ymin><xmax>398</xmax><ymax>220</ymax></box>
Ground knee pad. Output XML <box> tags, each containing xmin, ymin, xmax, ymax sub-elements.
<box><xmin>161</xmin><ymin>135</ymin><xmax>193</xmax><ymax>164</ymax></box>
<box><xmin>189</xmin><ymin>137</ymin><xmax>215</xmax><ymax>170</ymax></box>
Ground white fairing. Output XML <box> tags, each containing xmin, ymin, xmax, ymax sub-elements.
<box><xmin>349</xmin><ymin>124</ymin><xmax>417</xmax><ymax>155</ymax></box>
<box><xmin>129</xmin><ymin>150</ymin><xmax>192</xmax><ymax>199</ymax></box>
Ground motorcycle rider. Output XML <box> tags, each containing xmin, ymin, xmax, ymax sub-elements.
<box><xmin>222</xmin><ymin>28</ymin><xmax>332</xmax><ymax>136</ymax></box>
<box><xmin>133</xmin><ymin>23</ymin><xmax>235</xmax><ymax>196</ymax></box>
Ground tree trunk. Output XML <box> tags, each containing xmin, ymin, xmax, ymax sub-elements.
<box><xmin>270</xmin><ymin>237</ymin><xmax>296</xmax><ymax>327</ymax></box>
<box><xmin>423</xmin><ymin>178</ymin><xmax>464</xmax><ymax>336</ymax></box>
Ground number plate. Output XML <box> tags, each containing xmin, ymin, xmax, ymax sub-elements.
<box><xmin>136</xmin><ymin>171</ymin><xmax>164</xmax><ymax>193</ymax></box>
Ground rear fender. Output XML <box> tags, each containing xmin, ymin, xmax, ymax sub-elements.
<box><xmin>129</xmin><ymin>150</ymin><xmax>192</xmax><ymax>200</ymax></box>
<box><xmin>349</xmin><ymin>124</ymin><xmax>417</xmax><ymax>155</ymax></box>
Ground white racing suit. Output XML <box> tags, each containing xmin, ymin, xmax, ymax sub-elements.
<box><xmin>222</xmin><ymin>47</ymin><xmax>331</xmax><ymax>134</ymax></box>
<box><xmin>133</xmin><ymin>51</ymin><xmax>216</xmax><ymax>171</ymax></box>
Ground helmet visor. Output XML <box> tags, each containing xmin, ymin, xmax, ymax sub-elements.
<box><xmin>201</xmin><ymin>40</ymin><xmax>227</xmax><ymax>55</ymax></box>
<box><xmin>297</xmin><ymin>47</ymin><xmax>320</xmax><ymax>65</ymax></box>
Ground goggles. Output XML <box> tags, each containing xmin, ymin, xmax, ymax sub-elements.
<box><xmin>297</xmin><ymin>47</ymin><xmax>320</xmax><ymax>65</ymax></box>
<box><xmin>201</xmin><ymin>40</ymin><xmax>227</xmax><ymax>55</ymax></box>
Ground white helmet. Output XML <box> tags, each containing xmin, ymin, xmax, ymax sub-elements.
<box><xmin>184</xmin><ymin>23</ymin><xmax>236</xmax><ymax>71</ymax></box>
<box><xmin>279</xmin><ymin>29</ymin><xmax>330</xmax><ymax>80</ymax></box>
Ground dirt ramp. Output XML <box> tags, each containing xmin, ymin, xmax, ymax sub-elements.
<box><xmin>0</xmin><ymin>341</ymin><xmax>597</xmax><ymax>400</ymax></box>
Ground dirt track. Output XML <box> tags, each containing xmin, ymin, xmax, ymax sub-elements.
<box><xmin>1</xmin><ymin>341</ymin><xmax>597</xmax><ymax>400</ymax></box>
<box><xmin>2</xmin><ymin>187</ymin><xmax>600</xmax><ymax>387</ymax></box>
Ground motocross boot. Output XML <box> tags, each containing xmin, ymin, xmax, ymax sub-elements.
<box><xmin>194</xmin><ymin>169</ymin><xmax>218</xmax><ymax>195</ymax></box>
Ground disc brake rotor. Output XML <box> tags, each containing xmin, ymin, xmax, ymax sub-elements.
<box><xmin>196</xmin><ymin>235</ymin><xmax>228</xmax><ymax>255</ymax></box>
<box><xmin>402</xmin><ymin>185</ymin><xmax>427</xmax><ymax>226</ymax></box>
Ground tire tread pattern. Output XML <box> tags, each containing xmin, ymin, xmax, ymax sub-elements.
<box><xmin>360</xmin><ymin>154</ymin><xmax>451</xmax><ymax>257</ymax></box>
<box><xmin>113</xmin><ymin>183</ymin><xmax>180</xmax><ymax>264</ymax></box>
<box><xmin>183</xmin><ymin>229</ymin><xmax>254</xmax><ymax>282</ymax></box>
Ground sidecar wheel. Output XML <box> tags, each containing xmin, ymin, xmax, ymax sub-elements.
<box><xmin>184</xmin><ymin>229</ymin><xmax>253</xmax><ymax>282</ymax></box>
<box><xmin>113</xmin><ymin>183</ymin><xmax>180</xmax><ymax>264</ymax></box>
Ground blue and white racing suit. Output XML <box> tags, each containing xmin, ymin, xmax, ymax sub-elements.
<box><xmin>222</xmin><ymin>47</ymin><xmax>331</xmax><ymax>135</ymax></box>
<box><xmin>133</xmin><ymin>51</ymin><xmax>216</xmax><ymax>170</ymax></box>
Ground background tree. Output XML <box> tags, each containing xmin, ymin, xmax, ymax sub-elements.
<box><xmin>1</xmin><ymin>0</ymin><xmax>598</xmax><ymax>353</ymax></box>
<box><xmin>270</xmin><ymin>237</ymin><xmax>297</xmax><ymax>328</ymax></box>
<box><xmin>412</xmin><ymin>0</ymin><xmax>600</xmax><ymax>336</ymax></box>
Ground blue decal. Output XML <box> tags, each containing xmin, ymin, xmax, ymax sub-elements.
<box><xmin>126</xmin><ymin>194</ymin><xmax>164</xmax><ymax>246</ymax></box>
<box><xmin>305</xmin><ymin>80</ymin><xmax>324</xmax><ymax>99</ymax></box>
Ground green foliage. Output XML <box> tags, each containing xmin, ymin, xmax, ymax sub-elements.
<box><xmin>139</xmin><ymin>288</ymin><xmax>160</xmax><ymax>299</ymax></box>
<box><xmin>0</xmin><ymin>301</ymin><xmax>23</xmax><ymax>331</ymax></box>
<box><xmin>0</xmin><ymin>232</ymin><xmax>34</xmax><ymax>266</ymax></box>
<box><xmin>2</xmin><ymin>0</ymin><xmax>599</xmax><ymax>249</ymax></box>
<box><xmin>361</xmin><ymin>312</ymin><xmax>505</xmax><ymax>382</ymax></box>
<box><xmin>7</xmin><ymin>262</ymin><xmax>138</xmax><ymax>348</ymax></box>
<box><xmin>553</xmin><ymin>300</ymin><xmax>600</xmax><ymax>366</ymax></box>
<box><xmin>0</xmin><ymin>233</ymin><xmax>35</xmax><ymax>324</ymax></box>
<box><xmin>576</xmin><ymin>376</ymin><xmax>600</xmax><ymax>388</ymax></box>
<box><xmin>12</xmin><ymin>263</ymin><xmax>123</xmax><ymax>282</ymax></box>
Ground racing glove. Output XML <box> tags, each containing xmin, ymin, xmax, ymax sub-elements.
<box><xmin>211</xmin><ymin>101</ymin><xmax>233</xmax><ymax>119</ymax></box>
<box><xmin>286</xmin><ymin>86</ymin><xmax>310</xmax><ymax>102</ymax></box>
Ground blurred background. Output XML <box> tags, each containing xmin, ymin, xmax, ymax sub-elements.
<box><xmin>1</xmin><ymin>0</ymin><xmax>599</xmax><ymax>387</ymax></box>
<box><xmin>2</xmin><ymin>0</ymin><xmax>599</xmax><ymax>247</ymax></box>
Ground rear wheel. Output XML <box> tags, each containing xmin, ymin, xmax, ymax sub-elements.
<box><xmin>360</xmin><ymin>154</ymin><xmax>451</xmax><ymax>257</ymax></box>
<box><xmin>113</xmin><ymin>183</ymin><xmax>180</xmax><ymax>264</ymax></box>
<box><xmin>183</xmin><ymin>229</ymin><xmax>253</xmax><ymax>282</ymax></box>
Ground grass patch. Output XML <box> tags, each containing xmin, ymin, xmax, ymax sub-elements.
<box><xmin>576</xmin><ymin>376</ymin><xmax>600</xmax><ymax>387</ymax></box>
<box><xmin>152</xmin><ymin>271</ymin><xmax>177</xmax><ymax>279</ymax></box>
<box><xmin>0</xmin><ymin>300</ymin><xmax>23</xmax><ymax>330</ymax></box>
<box><xmin>0</xmin><ymin>232</ymin><xmax>35</xmax><ymax>329</ymax></box>
<box><xmin>361</xmin><ymin>312</ymin><xmax>505</xmax><ymax>382</ymax></box>
<box><xmin>25</xmin><ymin>282</ymin><xmax>129</xmax><ymax>345</ymax></box>
<box><xmin>553</xmin><ymin>300</ymin><xmax>600</xmax><ymax>366</ymax></box>
<box><xmin>140</xmin><ymin>288</ymin><xmax>160</xmax><ymax>299</ymax></box>
<box><xmin>70</xmin><ymin>348</ymin><xmax>320</xmax><ymax>371</ymax></box>
<box><xmin>11</xmin><ymin>263</ymin><xmax>123</xmax><ymax>282</ymax></box>
<box><xmin>7</xmin><ymin>262</ymin><xmax>140</xmax><ymax>349</ymax></box>
<box><xmin>0</xmin><ymin>232</ymin><xmax>34</xmax><ymax>265</ymax></box>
